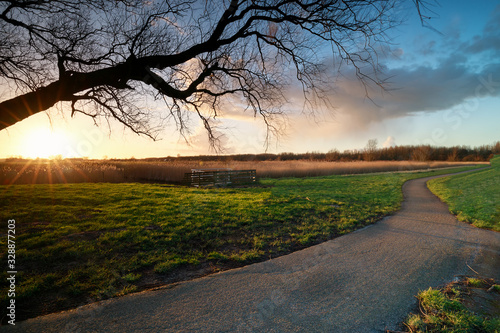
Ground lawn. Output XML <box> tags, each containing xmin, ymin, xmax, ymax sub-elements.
<box><xmin>0</xmin><ymin>165</ymin><xmax>484</xmax><ymax>323</ymax></box>
<box><xmin>428</xmin><ymin>155</ymin><xmax>500</xmax><ymax>231</ymax></box>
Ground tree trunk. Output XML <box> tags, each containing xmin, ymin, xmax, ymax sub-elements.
<box><xmin>0</xmin><ymin>81</ymin><xmax>67</xmax><ymax>130</ymax></box>
<box><xmin>0</xmin><ymin>63</ymin><xmax>134</xmax><ymax>130</ymax></box>
<box><xmin>0</xmin><ymin>56</ymin><xmax>194</xmax><ymax>131</ymax></box>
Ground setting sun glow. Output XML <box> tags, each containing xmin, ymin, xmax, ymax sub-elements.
<box><xmin>21</xmin><ymin>128</ymin><xmax>69</xmax><ymax>159</ymax></box>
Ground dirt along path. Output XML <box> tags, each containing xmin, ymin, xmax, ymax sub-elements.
<box><xmin>5</xmin><ymin>170</ymin><xmax>500</xmax><ymax>332</ymax></box>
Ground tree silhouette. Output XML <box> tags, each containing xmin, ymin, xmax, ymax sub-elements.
<box><xmin>0</xmin><ymin>0</ymin><xmax>436</xmax><ymax>145</ymax></box>
<box><xmin>364</xmin><ymin>139</ymin><xmax>378</xmax><ymax>161</ymax></box>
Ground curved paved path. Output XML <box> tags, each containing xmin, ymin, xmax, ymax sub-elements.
<box><xmin>6</xmin><ymin>171</ymin><xmax>500</xmax><ymax>332</ymax></box>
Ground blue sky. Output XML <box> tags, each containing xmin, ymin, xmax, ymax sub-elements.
<box><xmin>1</xmin><ymin>0</ymin><xmax>499</xmax><ymax>159</ymax></box>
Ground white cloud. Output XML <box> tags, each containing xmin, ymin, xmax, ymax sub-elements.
<box><xmin>382</xmin><ymin>136</ymin><xmax>396</xmax><ymax>148</ymax></box>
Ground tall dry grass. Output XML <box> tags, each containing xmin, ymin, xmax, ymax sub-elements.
<box><xmin>241</xmin><ymin>160</ymin><xmax>487</xmax><ymax>178</ymax></box>
<box><xmin>0</xmin><ymin>159</ymin><xmax>488</xmax><ymax>185</ymax></box>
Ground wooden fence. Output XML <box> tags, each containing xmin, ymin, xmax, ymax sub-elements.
<box><xmin>182</xmin><ymin>169</ymin><xmax>256</xmax><ymax>187</ymax></box>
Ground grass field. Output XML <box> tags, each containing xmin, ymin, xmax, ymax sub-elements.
<box><xmin>428</xmin><ymin>155</ymin><xmax>500</xmax><ymax>231</ymax></box>
<box><xmin>0</xmin><ymin>165</ymin><xmax>485</xmax><ymax>323</ymax></box>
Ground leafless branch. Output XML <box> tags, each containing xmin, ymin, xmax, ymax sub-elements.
<box><xmin>0</xmin><ymin>0</ymin><xmax>437</xmax><ymax>148</ymax></box>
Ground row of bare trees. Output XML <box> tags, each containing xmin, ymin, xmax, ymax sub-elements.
<box><xmin>152</xmin><ymin>142</ymin><xmax>499</xmax><ymax>162</ymax></box>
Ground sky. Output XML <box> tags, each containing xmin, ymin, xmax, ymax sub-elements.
<box><xmin>1</xmin><ymin>0</ymin><xmax>499</xmax><ymax>159</ymax></box>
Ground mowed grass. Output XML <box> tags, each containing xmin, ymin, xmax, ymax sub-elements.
<box><xmin>0</xmin><ymin>165</ymin><xmax>483</xmax><ymax>322</ymax></box>
<box><xmin>428</xmin><ymin>155</ymin><xmax>500</xmax><ymax>231</ymax></box>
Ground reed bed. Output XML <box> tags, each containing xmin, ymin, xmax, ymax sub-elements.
<box><xmin>243</xmin><ymin>160</ymin><xmax>487</xmax><ymax>178</ymax></box>
<box><xmin>0</xmin><ymin>159</ymin><xmax>488</xmax><ymax>185</ymax></box>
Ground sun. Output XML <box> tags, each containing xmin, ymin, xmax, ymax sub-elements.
<box><xmin>21</xmin><ymin>128</ymin><xmax>70</xmax><ymax>159</ymax></box>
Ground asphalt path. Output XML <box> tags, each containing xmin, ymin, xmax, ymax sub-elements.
<box><xmin>5</xmin><ymin>170</ymin><xmax>500</xmax><ymax>332</ymax></box>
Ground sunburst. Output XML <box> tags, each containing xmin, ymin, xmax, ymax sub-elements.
<box><xmin>21</xmin><ymin>128</ymin><xmax>69</xmax><ymax>159</ymax></box>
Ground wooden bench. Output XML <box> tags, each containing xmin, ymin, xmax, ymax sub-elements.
<box><xmin>182</xmin><ymin>169</ymin><xmax>256</xmax><ymax>187</ymax></box>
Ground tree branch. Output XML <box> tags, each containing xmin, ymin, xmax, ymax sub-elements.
<box><xmin>0</xmin><ymin>0</ymin><xmax>438</xmax><ymax>146</ymax></box>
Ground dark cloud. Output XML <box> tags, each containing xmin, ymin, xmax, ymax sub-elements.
<box><xmin>463</xmin><ymin>34</ymin><xmax>500</xmax><ymax>57</ymax></box>
<box><xmin>384</xmin><ymin>61</ymin><xmax>499</xmax><ymax>110</ymax></box>
<box><xmin>223</xmin><ymin>4</ymin><xmax>500</xmax><ymax>134</ymax></box>
<box><xmin>419</xmin><ymin>40</ymin><xmax>437</xmax><ymax>56</ymax></box>
<box><xmin>328</xmin><ymin>59</ymin><xmax>500</xmax><ymax>127</ymax></box>
<box><xmin>322</xmin><ymin>4</ymin><xmax>500</xmax><ymax>128</ymax></box>
<box><xmin>462</xmin><ymin>4</ymin><xmax>500</xmax><ymax>56</ymax></box>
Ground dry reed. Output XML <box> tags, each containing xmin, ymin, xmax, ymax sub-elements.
<box><xmin>0</xmin><ymin>159</ymin><xmax>487</xmax><ymax>185</ymax></box>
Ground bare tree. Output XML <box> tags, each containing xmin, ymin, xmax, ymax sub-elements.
<box><xmin>364</xmin><ymin>138</ymin><xmax>378</xmax><ymax>161</ymax></box>
<box><xmin>0</xmin><ymin>0</ymin><xmax>436</xmax><ymax>146</ymax></box>
<box><xmin>412</xmin><ymin>145</ymin><xmax>432</xmax><ymax>161</ymax></box>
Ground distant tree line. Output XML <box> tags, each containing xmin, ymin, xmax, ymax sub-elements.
<box><xmin>158</xmin><ymin>142</ymin><xmax>499</xmax><ymax>163</ymax></box>
<box><xmin>8</xmin><ymin>142</ymin><xmax>495</xmax><ymax>163</ymax></box>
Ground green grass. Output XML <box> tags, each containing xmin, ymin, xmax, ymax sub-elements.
<box><xmin>428</xmin><ymin>155</ymin><xmax>499</xmax><ymax>231</ymax></box>
<box><xmin>404</xmin><ymin>282</ymin><xmax>500</xmax><ymax>332</ymax></box>
<box><xmin>467</xmin><ymin>278</ymin><xmax>484</xmax><ymax>288</ymax></box>
<box><xmin>0</xmin><ymin>165</ymin><xmax>483</xmax><ymax>322</ymax></box>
